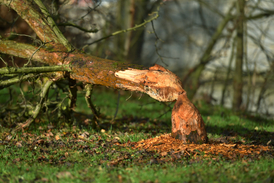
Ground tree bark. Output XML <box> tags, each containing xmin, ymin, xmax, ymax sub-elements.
<box><xmin>114</xmin><ymin>0</ymin><xmax>149</xmax><ymax>64</ymax></box>
<box><xmin>172</xmin><ymin>92</ymin><xmax>208</xmax><ymax>143</ymax></box>
<box><xmin>232</xmin><ymin>0</ymin><xmax>245</xmax><ymax>110</ymax></box>
<box><xmin>114</xmin><ymin>0</ymin><xmax>131</xmax><ymax>60</ymax></box>
<box><xmin>126</xmin><ymin>0</ymin><xmax>148</xmax><ymax>64</ymax></box>
<box><xmin>0</xmin><ymin>0</ymin><xmax>207</xmax><ymax>143</ymax></box>
<box><xmin>221</xmin><ymin>36</ymin><xmax>236</xmax><ymax>106</ymax></box>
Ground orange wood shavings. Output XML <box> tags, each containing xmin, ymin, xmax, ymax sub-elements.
<box><xmin>129</xmin><ymin>134</ymin><xmax>271</xmax><ymax>159</ymax></box>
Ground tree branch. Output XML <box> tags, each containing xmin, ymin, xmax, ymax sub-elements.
<box><xmin>11</xmin><ymin>79</ymin><xmax>54</xmax><ymax>133</ymax></box>
<box><xmin>196</xmin><ymin>0</ymin><xmax>225</xmax><ymax>18</ymax></box>
<box><xmin>0</xmin><ymin>73</ymin><xmax>36</xmax><ymax>89</ymax></box>
<box><xmin>0</xmin><ymin>40</ymin><xmax>183</xmax><ymax>102</ymax></box>
<box><xmin>58</xmin><ymin>22</ymin><xmax>99</xmax><ymax>33</ymax></box>
<box><xmin>1</xmin><ymin>0</ymin><xmax>71</xmax><ymax>51</ymax></box>
<box><xmin>33</xmin><ymin>0</ymin><xmax>73</xmax><ymax>51</ymax></box>
<box><xmin>0</xmin><ymin>65</ymin><xmax>71</xmax><ymax>74</ymax></box>
<box><xmin>247</xmin><ymin>6</ymin><xmax>274</xmax><ymax>20</ymax></box>
<box><xmin>82</xmin><ymin>6</ymin><xmax>160</xmax><ymax>49</ymax></box>
<box><xmin>85</xmin><ymin>84</ymin><xmax>100</xmax><ymax>120</ymax></box>
<box><xmin>182</xmin><ymin>2</ymin><xmax>235</xmax><ymax>99</ymax></box>
<box><xmin>246</xmin><ymin>12</ymin><xmax>274</xmax><ymax>20</ymax></box>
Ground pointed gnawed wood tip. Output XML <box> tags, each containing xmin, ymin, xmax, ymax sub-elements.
<box><xmin>115</xmin><ymin>64</ymin><xmax>184</xmax><ymax>102</ymax></box>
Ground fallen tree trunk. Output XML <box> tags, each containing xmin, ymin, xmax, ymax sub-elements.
<box><xmin>0</xmin><ymin>40</ymin><xmax>181</xmax><ymax>101</ymax></box>
<box><xmin>0</xmin><ymin>0</ymin><xmax>207</xmax><ymax>143</ymax></box>
<box><xmin>0</xmin><ymin>40</ymin><xmax>208</xmax><ymax>143</ymax></box>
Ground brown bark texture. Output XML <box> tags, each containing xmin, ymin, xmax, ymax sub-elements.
<box><xmin>232</xmin><ymin>0</ymin><xmax>245</xmax><ymax>110</ymax></box>
<box><xmin>0</xmin><ymin>0</ymin><xmax>207</xmax><ymax>143</ymax></box>
<box><xmin>172</xmin><ymin>93</ymin><xmax>208</xmax><ymax>143</ymax></box>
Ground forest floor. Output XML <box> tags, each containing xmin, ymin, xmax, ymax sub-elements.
<box><xmin>0</xmin><ymin>85</ymin><xmax>273</xmax><ymax>182</ymax></box>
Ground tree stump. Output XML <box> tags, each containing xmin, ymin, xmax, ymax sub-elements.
<box><xmin>115</xmin><ymin>64</ymin><xmax>208</xmax><ymax>143</ymax></box>
<box><xmin>171</xmin><ymin>92</ymin><xmax>208</xmax><ymax>143</ymax></box>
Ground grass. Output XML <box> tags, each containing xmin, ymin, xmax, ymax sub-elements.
<box><xmin>0</xmin><ymin>84</ymin><xmax>274</xmax><ymax>182</ymax></box>
<box><xmin>1</xmin><ymin>156</ymin><xmax>274</xmax><ymax>182</ymax></box>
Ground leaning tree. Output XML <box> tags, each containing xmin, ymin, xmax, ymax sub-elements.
<box><xmin>0</xmin><ymin>0</ymin><xmax>207</xmax><ymax>143</ymax></box>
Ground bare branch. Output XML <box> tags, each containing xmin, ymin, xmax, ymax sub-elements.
<box><xmin>0</xmin><ymin>73</ymin><xmax>36</xmax><ymax>89</ymax></box>
<box><xmin>0</xmin><ymin>65</ymin><xmax>71</xmax><ymax>75</ymax></box>
<box><xmin>82</xmin><ymin>6</ymin><xmax>160</xmax><ymax>49</ymax></box>
<box><xmin>12</xmin><ymin>79</ymin><xmax>54</xmax><ymax>133</ymax></box>
<box><xmin>196</xmin><ymin>0</ymin><xmax>225</xmax><ymax>18</ymax></box>
<box><xmin>182</xmin><ymin>2</ymin><xmax>236</xmax><ymax>99</ymax></box>
<box><xmin>58</xmin><ymin>22</ymin><xmax>99</xmax><ymax>33</ymax></box>
<box><xmin>33</xmin><ymin>0</ymin><xmax>73</xmax><ymax>51</ymax></box>
<box><xmin>1</xmin><ymin>0</ymin><xmax>72</xmax><ymax>50</ymax></box>
<box><xmin>247</xmin><ymin>12</ymin><xmax>274</xmax><ymax>20</ymax></box>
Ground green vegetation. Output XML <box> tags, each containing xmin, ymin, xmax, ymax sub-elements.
<box><xmin>1</xmin><ymin>159</ymin><xmax>274</xmax><ymax>182</ymax></box>
<box><xmin>0</xmin><ymin>84</ymin><xmax>273</xmax><ymax>182</ymax></box>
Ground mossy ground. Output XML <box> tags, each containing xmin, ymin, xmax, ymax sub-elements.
<box><xmin>0</xmin><ymin>85</ymin><xmax>273</xmax><ymax>182</ymax></box>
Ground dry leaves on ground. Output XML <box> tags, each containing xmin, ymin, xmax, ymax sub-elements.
<box><xmin>126</xmin><ymin>133</ymin><xmax>272</xmax><ymax>160</ymax></box>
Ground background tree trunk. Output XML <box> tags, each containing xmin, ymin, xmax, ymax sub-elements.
<box><xmin>126</xmin><ymin>0</ymin><xmax>148</xmax><ymax>64</ymax></box>
<box><xmin>114</xmin><ymin>0</ymin><xmax>131</xmax><ymax>61</ymax></box>
<box><xmin>115</xmin><ymin>0</ymin><xmax>148</xmax><ymax>63</ymax></box>
<box><xmin>232</xmin><ymin>0</ymin><xmax>245</xmax><ymax>110</ymax></box>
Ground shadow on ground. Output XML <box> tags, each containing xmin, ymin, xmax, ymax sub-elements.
<box><xmin>205</xmin><ymin>124</ymin><xmax>274</xmax><ymax>146</ymax></box>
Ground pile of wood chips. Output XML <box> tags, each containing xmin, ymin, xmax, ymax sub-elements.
<box><xmin>130</xmin><ymin>134</ymin><xmax>271</xmax><ymax>159</ymax></box>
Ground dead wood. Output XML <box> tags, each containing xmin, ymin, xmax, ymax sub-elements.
<box><xmin>0</xmin><ymin>0</ymin><xmax>207</xmax><ymax>143</ymax></box>
<box><xmin>171</xmin><ymin>93</ymin><xmax>208</xmax><ymax>143</ymax></box>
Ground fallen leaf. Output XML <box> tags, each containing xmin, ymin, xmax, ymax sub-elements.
<box><xmin>80</xmin><ymin>131</ymin><xmax>90</xmax><ymax>138</ymax></box>
<box><xmin>118</xmin><ymin>174</ymin><xmax>122</xmax><ymax>183</ymax></box>
<box><xmin>55</xmin><ymin>135</ymin><xmax>60</xmax><ymax>141</ymax></box>
<box><xmin>114</xmin><ymin>137</ymin><xmax>120</xmax><ymax>140</ymax></box>
<box><xmin>5</xmin><ymin>135</ymin><xmax>12</xmax><ymax>141</ymax></box>
<box><xmin>15</xmin><ymin>141</ymin><xmax>22</xmax><ymax>148</ymax></box>
<box><xmin>40</xmin><ymin>178</ymin><xmax>49</xmax><ymax>182</ymax></box>
<box><xmin>56</xmin><ymin>171</ymin><xmax>73</xmax><ymax>179</ymax></box>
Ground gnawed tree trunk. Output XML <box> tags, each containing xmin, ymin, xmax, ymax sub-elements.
<box><xmin>0</xmin><ymin>0</ymin><xmax>207</xmax><ymax>143</ymax></box>
<box><xmin>172</xmin><ymin>93</ymin><xmax>208</xmax><ymax>143</ymax></box>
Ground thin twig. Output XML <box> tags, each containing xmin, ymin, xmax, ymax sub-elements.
<box><xmin>12</xmin><ymin>79</ymin><xmax>54</xmax><ymax>134</ymax></box>
<box><xmin>78</xmin><ymin>0</ymin><xmax>102</xmax><ymax>20</ymax></box>
<box><xmin>24</xmin><ymin>42</ymin><xmax>46</xmax><ymax>67</ymax></box>
<box><xmin>0</xmin><ymin>74</ymin><xmax>37</xmax><ymax>89</ymax></box>
<box><xmin>58</xmin><ymin>22</ymin><xmax>99</xmax><ymax>33</ymax></box>
<box><xmin>7</xmin><ymin>32</ymin><xmax>40</xmax><ymax>42</ymax></box>
<box><xmin>112</xmin><ymin>91</ymin><xmax>120</xmax><ymax>122</ymax></box>
<box><xmin>84</xmin><ymin>84</ymin><xmax>100</xmax><ymax>129</ymax></box>
<box><xmin>151</xmin><ymin>20</ymin><xmax>168</xmax><ymax>66</ymax></box>
<box><xmin>84</xmin><ymin>84</ymin><xmax>100</xmax><ymax>119</ymax></box>
<box><xmin>0</xmin><ymin>56</ymin><xmax>8</xmax><ymax>67</ymax></box>
<box><xmin>82</xmin><ymin>6</ymin><xmax>160</xmax><ymax>50</ymax></box>
<box><xmin>0</xmin><ymin>65</ymin><xmax>71</xmax><ymax>74</ymax></box>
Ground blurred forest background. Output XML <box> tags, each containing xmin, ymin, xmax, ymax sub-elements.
<box><xmin>1</xmin><ymin>0</ymin><xmax>274</xmax><ymax>119</ymax></box>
